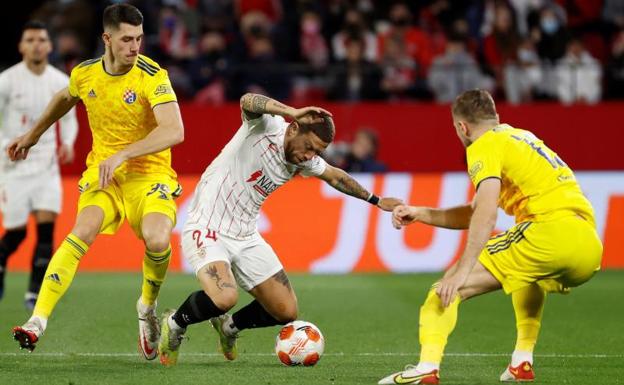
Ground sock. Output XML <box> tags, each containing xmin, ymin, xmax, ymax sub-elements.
<box><xmin>27</xmin><ymin>315</ymin><xmax>48</xmax><ymax>332</ymax></box>
<box><xmin>141</xmin><ymin>245</ymin><xmax>171</xmax><ymax>306</ymax></box>
<box><xmin>231</xmin><ymin>300</ymin><xmax>282</xmax><ymax>331</ymax></box>
<box><xmin>137</xmin><ymin>298</ymin><xmax>156</xmax><ymax>315</ymax></box>
<box><xmin>221</xmin><ymin>314</ymin><xmax>239</xmax><ymax>336</ymax></box>
<box><xmin>28</xmin><ymin>223</ymin><xmax>55</xmax><ymax>295</ymax></box>
<box><xmin>0</xmin><ymin>229</ymin><xmax>27</xmax><ymax>297</ymax></box>
<box><xmin>418</xmin><ymin>285</ymin><xmax>461</xmax><ymax>367</ymax></box>
<box><xmin>511</xmin><ymin>283</ymin><xmax>545</xmax><ymax>365</ymax></box>
<box><xmin>168</xmin><ymin>314</ymin><xmax>185</xmax><ymax>332</ymax></box>
<box><xmin>33</xmin><ymin>234</ymin><xmax>88</xmax><ymax>319</ymax></box>
<box><xmin>511</xmin><ymin>350</ymin><xmax>534</xmax><ymax>366</ymax></box>
<box><xmin>172</xmin><ymin>290</ymin><xmax>225</xmax><ymax>328</ymax></box>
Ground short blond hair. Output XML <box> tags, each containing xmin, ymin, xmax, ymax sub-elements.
<box><xmin>452</xmin><ymin>89</ymin><xmax>497</xmax><ymax>123</ymax></box>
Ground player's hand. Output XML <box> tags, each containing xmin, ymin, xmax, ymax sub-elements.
<box><xmin>292</xmin><ymin>106</ymin><xmax>332</xmax><ymax>125</ymax></box>
<box><xmin>6</xmin><ymin>132</ymin><xmax>38</xmax><ymax>161</ymax></box>
<box><xmin>99</xmin><ymin>152</ymin><xmax>127</xmax><ymax>189</ymax></box>
<box><xmin>392</xmin><ymin>205</ymin><xmax>424</xmax><ymax>229</ymax></box>
<box><xmin>377</xmin><ymin>197</ymin><xmax>403</xmax><ymax>212</ymax></box>
<box><xmin>58</xmin><ymin>144</ymin><xmax>75</xmax><ymax>164</ymax></box>
<box><xmin>436</xmin><ymin>270</ymin><xmax>469</xmax><ymax>307</ymax></box>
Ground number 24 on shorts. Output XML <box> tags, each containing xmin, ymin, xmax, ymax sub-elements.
<box><xmin>192</xmin><ymin>229</ymin><xmax>217</xmax><ymax>248</ymax></box>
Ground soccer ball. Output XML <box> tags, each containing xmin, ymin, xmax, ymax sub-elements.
<box><xmin>275</xmin><ymin>320</ymin><xmax>325</xmax><ymax>366</ymax></box>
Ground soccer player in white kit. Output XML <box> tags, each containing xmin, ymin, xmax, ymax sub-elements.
<box><xmin>0</xmin><ymin>21</ymin><xmax>77</xmax><ymax>310</ymax></box>
<box><xmin>158</xmin><ymin>93</ymin><xmax>402</xmax><ymax>366</ymax></box>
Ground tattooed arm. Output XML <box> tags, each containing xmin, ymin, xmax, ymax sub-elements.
<box><xmin>317</xmin><ymin>165</ymin><xmax>402</xmax><ymax>211</ymax></box>
<box><xmin>239</xmin><ymin>93</ymin><xmax>332</xmax><ymax>122</ymax></box>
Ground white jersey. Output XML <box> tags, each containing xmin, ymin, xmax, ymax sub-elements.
<box><xmin>187</xmin><ymin>114</ymin><xmax>327</xmax><ymax>239</ymax></box>
<box><xmin>0</xmin><ymin>62</ymin><xmax>78</xmax><ymax>179</ymax></box>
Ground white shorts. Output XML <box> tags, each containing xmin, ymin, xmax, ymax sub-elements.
<box><xmin>0</xmin><ymin>173</ymin><xmax>62</xmax><ymax>228</ymax></box>
<box><xmin>181</xmin><ymin>226</ymin><xmax>283</xmax><ymax>291</ymax></box>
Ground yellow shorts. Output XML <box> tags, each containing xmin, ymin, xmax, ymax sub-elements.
<box><xmin>479</xmin><ymin>215</ymin><xmax>603</xmax><ymax>294</ymax></box>
<box><xmin>77</xmin><ymin>168</ymin><xmax>182</xmax><ymax>238</ymax></box>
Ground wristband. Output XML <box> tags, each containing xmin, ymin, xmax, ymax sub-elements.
<box><xmin>367</xmin><ymin>193</ymin><xmax>380</xmax><ymax>206</ymax></box>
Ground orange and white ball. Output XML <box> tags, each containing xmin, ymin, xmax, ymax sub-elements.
<box><xmin>275</xmin><ymin>320</ymin><xmax>325</xmax><ymax>366</ymax></box>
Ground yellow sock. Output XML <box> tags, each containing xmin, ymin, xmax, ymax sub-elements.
<box><xmin>512</xmin><ymin>283</ymin><xmax>545</xmax><ymax>352</ymax></box>
<box><xmin>140</xmin><ymin>245</ymin><xmax>171</xmax><ymax>306</ymax></box>
<box><xmin>33</xmin><ymin>234</ymin><xmax>88</xmax><ymax>319</ymax></box>
<box><xmin>419</xmin><ymin>285</ymin><xmax>461</xmax><ymax>364</ymax></box>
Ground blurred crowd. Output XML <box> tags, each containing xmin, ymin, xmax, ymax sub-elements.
<box><xmin>19</xmin><ymin>0</ymin><xmax>624</xmax><ymax>104</ymax></box>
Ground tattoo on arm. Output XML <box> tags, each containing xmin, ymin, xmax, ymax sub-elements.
<box><xmin>331</xmin><ymin>173</ymin><xmax>370</xmax><ymax>200</ymax></box>
<box><xmin>205</xmin><ymin>265</ymin><xmax>236</xmax><ymax>291</ymax></box>
<box><xmin>251</xmin><ymin>94</ymin><xmax>269</xmax><ymax>112</ymax></box>
<box><xmin>241</xmin><ymin>93</ymin><xmax>290</xmax><ymax>119</ymax></box>
<box><xmin>272</xmin><ymin>270</ymin><xmax>292</xmax><ymax>291</ymax></box>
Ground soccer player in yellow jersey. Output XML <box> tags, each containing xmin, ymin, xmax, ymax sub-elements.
<box><xmin>6</xmin><ymin>4</ymin><xmax>184</xmax><ymax>359</ymax></box>
<box><xmin>378</xmin><ymin>90</ymin><xmax>602</xmax><ymax>385</ymax></box>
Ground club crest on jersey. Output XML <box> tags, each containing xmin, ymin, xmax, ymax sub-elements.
<box><xmin>123</xmin><ymin>89</ymin><xmax>137</xmax><ymax>104</ymax></box>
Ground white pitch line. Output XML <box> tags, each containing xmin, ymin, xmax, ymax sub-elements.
<box><xmin>0</xmin><ymin>352</ymin><xmax>621</xmax><ymax>358</ymax></box>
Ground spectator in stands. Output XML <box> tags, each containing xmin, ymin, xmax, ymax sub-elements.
<box><xmin>378</xmin><ymin>2</ymin><xmax>433</xmax><ymax>76</ymax></box>
<box><xmin>300</xmin><ymin>10</ymin><xmax>329</xmax><ymax>69</ymax></box>
<box><xmin>555</xmin><ymin>38</ymin><xmax>602</xmax><ymax>104</ymax></box>
<box><xmin>51</xmin><ymin>31</ymin><xmax>85</xmax><ymax>75</ymax></box>
<box><xmin>380</xmin><ymin>35</ymin><xmax>418</xmax><ymax>100</ymax></box>
<box><xmin>483</xmin><ymin>2</ymin><xmax>520</xmax><ymax>95</ymax></box>
<box><xmin>603</xmin><ymin>0</ymin><xmax>624</xmax><ymax>33</ymax></box>
<box><xmin>189</xmin><ymin>31</ymin><xmax>229</xmax><ymax>105</ymax></box>
<box><xmin>343</xmin><ymin>129</ymin><xmax>388</xmax><ymax>173</ymax></box>
<box><xmin>606</xmin><ymin>29</ymin><xmax>624</xmax><ymax>98</ymax></box>
<box><xmin>239</xmin><ymin>35</ymin><xmax>291</xmax><ymax>100</ymax></box>
<box><xmin>504</xmin><ymin>38</ymin><xmax>544</xmax><ymax>104</ymax></box>
<box><xmin>332</xmin><ymin>9</ymin><xmax>378</xmax><ymax>62</ymax></box>
<box><xmin>427</xmin><ymin>35</ymin><xmax>494</xmax><ymax>103</ymax></box>
<box><xmin>327</xmin><ymin>37</ymin><xmax>384</xmax><ymax>101</ymax></box>
<box><xmin>158</xmin><ymin>3</ymin><xmax>196</xmax><ymax>61</ymax></box>
<box><xmin>533</xmin><ymin>5</ymin><xmax>570</xmax><ymax>63</ymax></box>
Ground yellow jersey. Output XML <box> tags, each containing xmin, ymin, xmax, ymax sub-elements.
<box><xmin>466</xmin><ymin>124</ymin><xmax>595</xmax><ymax>226</ymax></box>
<box><xmin>68</xmin><ymin>54</ymin><xmax>178</xmax><ymax>178</ymax></box>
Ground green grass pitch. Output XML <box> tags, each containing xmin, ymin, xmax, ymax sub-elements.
<box><xmin>0</xmin><ymin>271</ymin><xmax>622</xmax><ymax>385</ymax></box>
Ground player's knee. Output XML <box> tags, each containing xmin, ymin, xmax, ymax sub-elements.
<box><xmin>208</xmin><ymin>290</ymin><xmax>238</xmax><ymax>312</ymax></box>
<box><xmin>274</xmin><ymin>300</ymin><xmax>298</xmax><ymax>323</ymax></box>
<box><xmin>71</xmin><ymin>217</ymin><xmax>103</xmax><ymax>245</ymax></box>
<box><xmin>142</xmin><ymin>227</ymin><xmax>171</xmax><ymax>253</ymax></box>
<box><xmin>0</xmin><ymin>228</ymin><xmax>27</xmax><ymax>255</ymax></box>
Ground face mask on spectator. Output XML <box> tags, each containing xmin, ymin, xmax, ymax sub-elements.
<box><xmin>541</xmin><ymin>17</ymin><xmax>559</xmax><ymax>34</ymax></box>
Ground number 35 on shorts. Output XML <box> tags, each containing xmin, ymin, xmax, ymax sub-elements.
<box><xmin>146</xmin><ymin>182</ymin><xmax>182</xmax><ymax>200</ymax></box>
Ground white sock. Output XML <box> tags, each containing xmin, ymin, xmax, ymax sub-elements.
<box><xmin>28</xmin><ymin>315</ymin><xmax>48</xmax><ymax>333</ymax></box>
<box><xmin>511</xmin><ymin>350</ymin><xmax>533</xmax><ymax>366</ymax></box>
<box><xmin>137</xmin><ymin>297</ymin><xmax>156</xmax><ymax>315</ymax></box>
<box><xmin>415</xmin><ymin>361</ymin><xmax>439</xmax><ymax>373</ymax></box>
<box><xmin>221</xmin><ymin>314</ymin><xmax>239</xmax><ymax>336</ymax></box>
<box><xmin>168</xmin><ymin>315</ymin><xmax>185</xmax><ymax>332</ymax></box>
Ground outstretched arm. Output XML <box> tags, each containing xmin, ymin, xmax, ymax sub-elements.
<box><xmin>98</xmin><ymin>101</ymin><xmax>184</xmax><ymax>188</ymax></box>
<box><xmin>7</xmin><ymin>87</ymin><xmax>79</xmax><ymax>161</ymax></box>
<box><xmin>239</xmin><ymin>93</ymin><xmax>332</xmax><ymax>122</ymax></box>
<box><xmin>317</xmin><ymin>164</ymin><xmax>402</xmax><ymax>211</ymax></box>
<box><xmin>392</xmin><ymin>204</ymin><xmax>474</xmax><ymax>230</ymax></box>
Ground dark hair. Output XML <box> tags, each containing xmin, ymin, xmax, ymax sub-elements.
<box><xmin>452</xmin><ymin>89</ymin><xmax>497</xmax><ymax>123</ymax></box>
<box><xmin>22</xmin><ymin>20</ymin><xmax>48</xmax><ymax>33</ymax></box>
<box><xmin>356</xmin><ymin>128</ymin><xmax>379</xmax><ymax>155</ymax></box>
<box><xmin>103</xmin><ymin>3</ymin><xmax>143</xmax><ymax>30</ymax></box>
<box><xmin>298</xmin><ymin>116</ymin><xmax>335</xmax><ymax>143</ymax></box>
